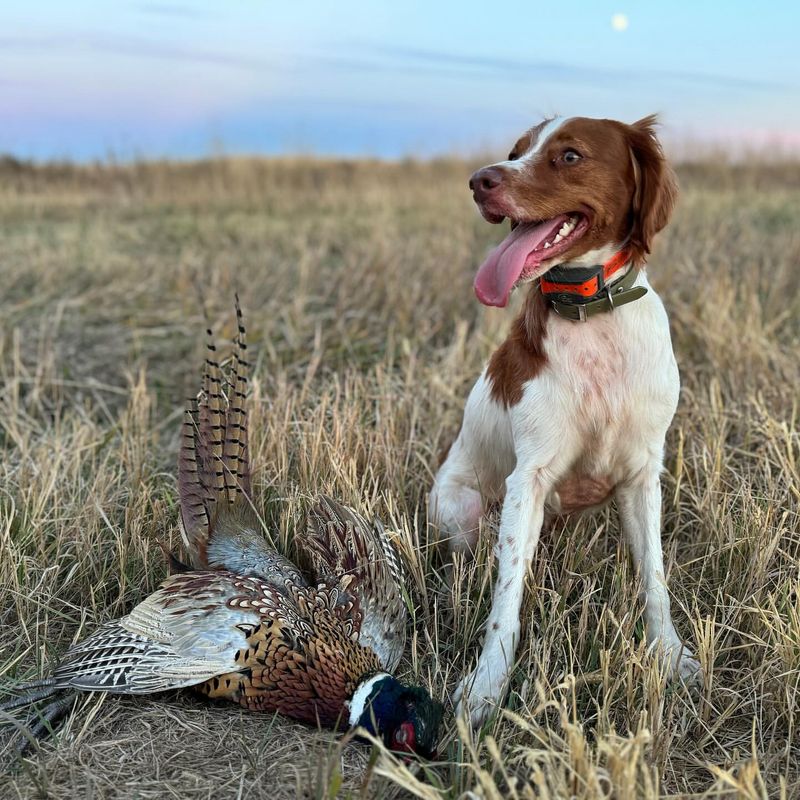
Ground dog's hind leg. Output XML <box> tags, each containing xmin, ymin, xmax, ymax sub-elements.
<box><xmin>430</xmin><ymin>372</ymin><xmax>514</xmax><ymax>558</ymax></box>
<box><xmin>430</xmin><ymin>434</ymin><xmax>485</xmax><ymax>557</ymax></box>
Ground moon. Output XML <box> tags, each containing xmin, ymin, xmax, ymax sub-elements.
<box><xmin>611</xmin><ymin>13</ymin><xmax>629</xmax><ymax>32</ymax></box>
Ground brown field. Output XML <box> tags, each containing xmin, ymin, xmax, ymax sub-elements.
<box><xmin>0</xmin><ymin>156</ymin><xmax>798</xmax><ymax>799</ymax></box>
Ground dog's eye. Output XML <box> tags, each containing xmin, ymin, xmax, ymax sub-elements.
<box><xmin>562</xmin><ymin>149</ymin><xmax>582</xmax><ymax>164</ymax></box>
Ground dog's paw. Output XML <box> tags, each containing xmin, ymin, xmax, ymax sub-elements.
<box><xmin>452</xmin><ymin>659</ymin><xmax>508</xmax><ymax>728</ymax></box>
<box><xmin>674</xmin><ymin>650</ymin><xmax>703</xmax><ymax>687</ymax></box>
<box><xmin>655</xmin><ymin>638</ymin><xmax>704</xmax><ymax>688</ymax></box>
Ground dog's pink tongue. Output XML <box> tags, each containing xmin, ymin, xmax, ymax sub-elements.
<box><xmin>474</xmin><ymin>219</ymin><xmax>562</xmax><ymax>307</ymax></box>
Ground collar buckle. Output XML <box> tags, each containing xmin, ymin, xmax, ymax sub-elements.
<box><xmin>551</xmin><ymin>300</ymin><xmax>588</xmax><ymax>322</ymax></box>
<box><xmin>544</xmin><ymin>250</ymin><xmax>646</xmax><ymax>322</ymax></box>
<box><xmin>604</xmin><ymin>284</ymin><xmax>616</xmax><ymax>312</ymax></box>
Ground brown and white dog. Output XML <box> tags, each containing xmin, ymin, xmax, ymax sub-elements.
<box><xmin>431</xmin><ymin>115</ymin><xmax>701</xmax><ymax>726</ymax></box>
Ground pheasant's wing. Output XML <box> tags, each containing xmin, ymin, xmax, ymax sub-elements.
<box><xmin>50</xmin><ymin>572</ymin><xmax>265</xmax><ymax>694</ymax></box>
<box><xmin>177</xmin><ymin>298</ymin><xmax>302</xmax><ymax>585</ymax></box>
<box><xmin>297</xmin><ymin>496</ymin><xmax>407</xmax><ymax>671</ymax></box>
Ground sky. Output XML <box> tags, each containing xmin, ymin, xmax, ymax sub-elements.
<box><xmin>2</xmin><ymin>1</ymin><xmax>799</xmax><ymax>161</ymax></box>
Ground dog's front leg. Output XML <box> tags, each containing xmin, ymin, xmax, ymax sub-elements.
<box><xmin>616</xmin><ymin>463</ymin><xmax>702</xmax><ymax>684</ymax></box>
<box><xmin>453</xmin><ymin>461</ymin><xmax>551</xmax><ymax>727</ymax></box>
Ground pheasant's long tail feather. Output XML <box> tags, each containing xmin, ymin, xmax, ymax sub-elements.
<box><xmin>222</xmin><ymin>295</ymin><xmax>251</xmax><ymax>503</ymax></box>
<box><xmin>298</xmin><ymin>496</ymin><xmax>408</xmax><ymax>671</ymax></box>
<box><xmin>178</xmin><ymin>296</ymin><xmax>261</xmax><ymax>568</ymax></box>
<box><xmin>178</xmin><ymin>397</ymin><xmax>213</xmax><ymax>563</ymax></box>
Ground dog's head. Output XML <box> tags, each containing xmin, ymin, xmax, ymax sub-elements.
<box><xmin>470</xmin><ymin>115</ymin><xmax>677</xmax><ymax>307</ymax></box>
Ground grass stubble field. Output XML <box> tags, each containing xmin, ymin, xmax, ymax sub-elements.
<box><xmin>0</xmin><ymin>154</ymin><xmax>798</xmax><ymax>799</ymax></box>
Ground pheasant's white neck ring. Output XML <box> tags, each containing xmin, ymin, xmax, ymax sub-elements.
<box><xmin>348</xmin><ymin>672</ymin><xmax>391</xmax><ymax>727</ymax></box>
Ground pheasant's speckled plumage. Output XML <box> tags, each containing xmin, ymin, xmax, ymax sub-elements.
<box><xmin>1</xmin><ymin>298</ymin><xmax>441</xmax><ymax>758</ymax></box>
<box><xmin>299</xmin><ymin>497</ymin><xmax>408</xmax><ymax>672</ymax></box>
<box><xmin>45</xmin><ymin>570</ymin><xmax>381</xmax><ymax>726</ymax></box>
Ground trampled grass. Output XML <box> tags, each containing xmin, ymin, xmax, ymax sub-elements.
<box><xmin>0</xmin><ymin>156</ymin><xmax>798</xmax><ymax>798</ymax></box>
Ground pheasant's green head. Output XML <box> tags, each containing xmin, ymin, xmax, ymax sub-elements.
<box><xmin>352</xmin><ymin>674</ymin><xmax>443</xmax><ymax>760</ymax></box>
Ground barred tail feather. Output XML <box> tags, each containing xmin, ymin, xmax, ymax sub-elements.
<box><xmin>221</xmin><ymin>294</ymin><xmax>251</xmax><ymax>503</ymax></box>
<box><xmin>178</xmin><ymin>398</ymin><xmax>213</xmax><ymax>564</ymax></box>
<box><xmin>177</xmin><ymin>297</ymin><xmax>260</xmax><ymax>568</ymax></box>
<box><xmin>199</xmin><ymin>323</ymin><xmax>226</xmax><ymax>500</ymax></box>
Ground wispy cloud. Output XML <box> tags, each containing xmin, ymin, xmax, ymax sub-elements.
<box><xmin>361</xmin><ymin>43</ymin><xmax>796</xmax><ymax>92</ymax></box>
<box><xmin>0</xmin><ymin>33</ymin><xmax>266</xmax><ymax>71</ymax></box>
<box><xmin>4</xmin><ymin>31</ymin><xmax>792</xmax><ymax>96</ymax></box>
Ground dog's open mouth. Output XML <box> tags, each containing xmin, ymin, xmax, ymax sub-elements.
<box><xmin>474</xmin><ymin>212</ymin><xmax>590</xmax><ymax>307</ymax></box>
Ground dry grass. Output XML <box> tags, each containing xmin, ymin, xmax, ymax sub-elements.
<box><xmin>0</xmin><ymin>156</ymin><xmax>798</xmax><ymax>799</ymax></box>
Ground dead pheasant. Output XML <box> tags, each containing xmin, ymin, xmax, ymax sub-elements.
<box><xmin>1</xmin><ymin>299</ymin><xmax>442</xmax><ymax>758</ymax></box>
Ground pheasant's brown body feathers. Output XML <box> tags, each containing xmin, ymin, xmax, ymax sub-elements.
<box><xmin>10</xmin><ymin>569</ymin><xmax>381</xmax><ymax>729</ymax></box>
<box><xmin>196</xmin><ymin>579</ymin><xmax>380</xmax><ymax>725</ymax></box>
<box><xmin>299</xmin><ymin>497</ymin><xmax>408</xmax><ymax>671</ymax></box>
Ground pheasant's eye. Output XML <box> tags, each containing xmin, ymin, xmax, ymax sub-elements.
<box><xmin>562</xmin><ymin>149</ymin><xmax>582</xmax><ymax>164</ymax></box>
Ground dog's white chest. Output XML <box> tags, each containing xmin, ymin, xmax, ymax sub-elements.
<box><xmin>548</xmin><ymin>314</ymin><xmax>626</xmax><ymax>413</ymax></box>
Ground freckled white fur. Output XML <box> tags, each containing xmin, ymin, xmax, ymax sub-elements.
<box><xmin>431</xmin><ymin>262</ymin><xmax>701</xmax><ymax>727</ymax></box>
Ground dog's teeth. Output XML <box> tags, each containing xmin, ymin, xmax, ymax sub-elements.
<box><xmin>559</xmin><ymin>223</ymin><xmax>570</xmax><ymax>235</ymax></box>
<box><xmin>544</xmin><ymin>242</ymin><xmax>551</xmax><ymax>249</ymax></box>
<box><xmin>553</xmin><ymin>233</ymin><xmax>563</xmax><ymax>243</ymax></box>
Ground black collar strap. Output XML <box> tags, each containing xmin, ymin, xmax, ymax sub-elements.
<box><xmin>539</xmin><ymin>249</ymin><xmax>647</xmax><ymax>322</ymax></box>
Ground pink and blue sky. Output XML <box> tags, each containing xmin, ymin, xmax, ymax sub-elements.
<box><xmin>2</xmin><ymin>1</ymin><xmax>799</xmax><ymax>161</ymax></box>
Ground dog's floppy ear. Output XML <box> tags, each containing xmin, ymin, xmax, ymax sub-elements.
<box><xmin>626</xmin><ymin>115</ymin><xmax>678</xmax><ymax>265</ymax></box>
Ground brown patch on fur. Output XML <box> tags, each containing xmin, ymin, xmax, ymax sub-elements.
<box><xmin>555</xmin><ymin>473</ymin><xmax>615</xmax><ymax>515</ymax></box>
<box><xmin>507</xmin><ymin>130</ymin><xmax>532</xmax><ymax>161</ymax></box>
<box><xmin>487</xmin><ymin>286</ymin><xmax>549</xmax><ymax>406</ymax></box>
<box><xmin>625</xmin><ymin>115</ymin><xmax>678</xmax><ymax>265</ymax></box>
<box><xmin>507</xmin><ymin>119</ymin><xmax>552</xmax><ymax>161</ymax></box>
